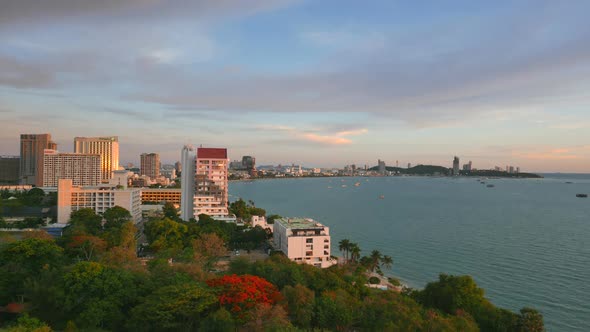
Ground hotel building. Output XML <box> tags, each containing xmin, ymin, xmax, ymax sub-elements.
<box><xmin>195</xmin><ymin>148</ymin><xmax>229</xmax><ymax>217</ymax></box>
<box><xmin>43</xmin><ymin>149</ymin><xmax>101</xmax><ymax>187</ymax></box>
<box><xmin>140</xmin><ymin>153</ymin><xmax>160</xmax><ymax>180</ymax></box>
<box><xmin>57</xmin><ymin>179</ymin><xmax>141</xmax><ymax>224</ymax></box>
<box><xmin>20</xmin><ymin>134</ymin><xmax>57</xmax><ymax>186</ymax></box>
<box><xmin>180</xmin><ymin>146</ymin><xmax>229</xmax><ymax>220</ymax></box>
<box><xmin>74</xmin><ymin>136</ymin><xmax>119</xmax><ymax>181</ymax></box>
<box><xmin>273</xmin><ymin>217</ymin><xmax>336</xmax><ymax>268</ymax></box>
<box><xmin>141</xmin><ymin>188</ymin><xmax>181</xmax><ymax>205</ymax></box>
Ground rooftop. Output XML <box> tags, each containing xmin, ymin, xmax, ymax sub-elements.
<box><xmin>276</xmin><ymin>217</ymin><xmax>325</xmax><ymax>229</ymax></box>
<box><xmin>197</xmin><ymin>147</ymin><xmax>227</xmax><ymax>159</ymax></box>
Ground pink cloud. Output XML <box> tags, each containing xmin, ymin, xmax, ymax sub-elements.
<box><xmin>302</xmin><ymin>133</ymin><xmax>352</xmax><ymax>145</ymax></box>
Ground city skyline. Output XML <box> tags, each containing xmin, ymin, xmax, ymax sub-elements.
<box><xmin>1</xmin><ymin>1</ymin><xmax>590</xmax><ymax>172</ymax></box>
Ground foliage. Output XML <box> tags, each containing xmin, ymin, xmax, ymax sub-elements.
<box><xmin>228</xmin><ymin>199</ymin><xmax>266</xmax><ymax>220</ymax></box>
<box><xmin>127</xmin><ymin>283</ymin><xmax>217</xmax><ymax>331</ymax></box>
<box><xmin>162</xmin><ymin>202</ymin><xmax>179</xmax><ymax>220</ymax></box>
<box><xmin>207</xmin><ymin>274</ymin><xmax>281</xmax><ymax>315</ymax></box>
<box><xmin>102</xmin><ymin>206</ymin><xmax>132</xmax><ymax>230</ymax></box>
<box><xmin>66</xmin><ymin>208</ymin><xmax>102</xmax><ymax>236</ymax></box>
<box><xmin>4</xmin><ymin>314</ymin><xmax>52</xmax><ymax>332</ymax></box>
<box><xmin>281</xmin><ymin>284</ymin><xmax>315</xmax><ymax>328</ymax></box>
<box><xmin>369</xmin><ymin>276</ymin><xmax>381</xmax><ymax>284</ymax></box>
<box><xmin>144</xmin><ymin>218</ymin><xmax>188</xmax><ymax>253</ymax></box>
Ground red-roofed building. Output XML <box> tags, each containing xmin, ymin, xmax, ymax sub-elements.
<box><xmin>194</xmin><ymin>147</ymin><xmax>229</xmax><ymax>218</ymax></box>
<box><xmin>197</xmin><ymin>148</ymin><xmax>228</xmax><ymax>159</ymax></box>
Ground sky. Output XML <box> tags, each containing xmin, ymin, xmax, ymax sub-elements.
<box><xmin>1</xmin><ymin>0</ymin><xmax>589</xmax><ymax>172</ymax></box>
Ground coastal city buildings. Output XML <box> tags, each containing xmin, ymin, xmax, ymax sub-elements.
<box><xmin>141</xmin><ymin>188</ymin><xmax>181</xmax><ymax>205</ymax></box>
<box><xmin>463</xmin><ymin>161</ymin><xmax>473</xmax><ymax>172</ymax></box>
<box><xmin>74</xmin><ymin>136</ymin><xmax>119</xmax><ymax>181</ymax></box>
<box><xmin>453</xmin><ymin>156</ymin><xmax>460</xmax><ymax>175</ymax></box>
<box><xmin>195</xmin><ymin>147</ymin><xmax>229</xmax><ymax>218</ymax></box>
<box><xmin>0</xmin><ymin>156</ymin><xmax>20</xmax><ymax>184</ymax></box>
<box><xmin>273</xmin><ymin>217</ymin><xmax>336</xmax><ymax>268</ymax></box>
<box><xmin>42</xmin><ymin>149</ymin><xmax>101</xmax><ymax>187</ymax></box>
<box><xmin>378</xmin><ymin>159</ymin><xmax>386</xmax><ymax>175</ymax></box>
<box><xmin>180</xmin><ymin>145</ymin><xmax>196</xmax><ymax>220</ymax></box>
<box><xmin>57</xmin><ymin>178</ymin><xmax>141</xmax><ymax>224</ymax></box>
<box><xmin>180</xmin><ymin>146</ymin><xmax>230</xmax><ymax>220</ymax></box>
<box><xmin>20</xmin><ymin>134</ymin><xmax>57</xmax><ymax>186</ymax></box>
<box><xmin>140</xmin><ymin>153</ymin><xmax>160</xmax><ymax>180</ymax></box>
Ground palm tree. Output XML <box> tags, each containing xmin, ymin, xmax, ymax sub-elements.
<box><xmin>338</xmin><ymin>239</ymin><xmax>351</xmax><ymax>262</ymax></box>
<box><xmin>381</xmin><ymin>255</ymin><xmax>393</xmax><ymax>270</ymax></box>
<box><xmin>369</xmin><ymin>250</ymin><xmax>383</xmax><ymax>272</ymax></box>
<box><xmin>349</xmin><ymin>243</ymin><xmax>361</xmax><ymax>263</ymax></box>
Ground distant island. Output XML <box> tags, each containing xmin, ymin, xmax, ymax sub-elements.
<box><xmin>368</xmin><ymin>165</ymin><xmax>543</xmax><ymax>178</ymax></box>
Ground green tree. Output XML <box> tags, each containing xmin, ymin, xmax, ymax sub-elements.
<box><xmin>62</xmin><ymin>261</ymin><xmax>138</xmax><ymax>330</ymax></box>
<box><xmin>162</xmin><ymin>202</ymin><xmax>179</xmax><ymax>220</ymax></box>
<box><xmin>381</xmin><ymin>255</ymin><xmax>393</xmax><ymax>270</ymax></box>
<box><xmin>67</xmin><ymin>208</ymin><xmax>102</xmax><ymax>236</ymax></box>
<box><xmin>5</xmin><ymin>314</ymin><xmax>52</xmax><ymax>332</ymax></box>
<box><xmin>199</xmin><ymin>308</ymin><xmax>235</xmax><ymax>332</ymax></box>
<box><xmin>144</xmin><ymin>218</ymin><xmax>188</xmax><ymax>252</ymax></box>
<box><xmin>517</xmin><ymin>307</ymin><xmax>545</xmax><ymax>332</ymax></box>
<box><xmin>281</xmin><ymin>284</ymin><xmax>315</xmax><ymax>328</ymax></box>
<box><xmin>0</xmin><ymin>238</ymin><xmax>64</xmax><ymax>303</ymax></box>
<box><xmin>127</xmin><ymin>283</ymin><xmax>217</xmax><ymax>331</ymax></box>
<box><xmin>349</xmin><ymin>242</ymin><xmax>361</xmax><ymax>263</ymax></box>
<box><xmin>102</xmin><ymin>206</ymin><xmax>131</xmax><ymax>230</ymax></box>
<box><xmin>338</xmin><ymin>239</ymin><xmax>351</xmax><ymax>262</ymax></box>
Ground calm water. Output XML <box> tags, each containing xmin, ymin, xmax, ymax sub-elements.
<box><xmin>230</xmin><ymin>175</ymin><xmax>590</xmax><ymax>331</ymax></box>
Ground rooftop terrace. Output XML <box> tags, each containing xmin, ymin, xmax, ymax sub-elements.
<box><xmin>276</xmin><ymin>217</ymin><xmax>325</xmax><ymax>229</ymax></box>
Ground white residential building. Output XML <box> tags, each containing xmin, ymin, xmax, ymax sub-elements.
<box><xmin>194</xmin><ymin>148</ymin><xmax>229</xmax><ymax>218</ymax></box>
<box><xmin>43</xmin><ymin>149</ymin><xmax>101</xmax><ymax>187</ymax></box>
<box><xmin>273</xmin><ymin>217</ymin><xmax>336</xmax><ymax>268</ymax></box>
<box><xmin>57</xmin><ymin>179</ymin><xmax>141</xmax><ymax>224</ymax></box>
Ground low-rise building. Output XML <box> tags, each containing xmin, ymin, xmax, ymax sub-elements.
<box><xmin>273</xmin><ymin>217</ymin><xmax>335</xmax><ymax>268</ymax></box>
<box><xmin>57</xmin><ymin>179</ymin><xmax>141</xmax><ymax>224</ymax></box>
<box><xmin>141</xmin><ymin>188</ymin><xmax>181</xmax><ymax>205</ymax></box>
<box><xmin>251</xmin><ymin>215</ymin><xmax>272</xmax><ymax>232</ymax></box>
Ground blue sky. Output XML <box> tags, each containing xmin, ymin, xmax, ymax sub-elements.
<box><xmin>1</xmin><ymin>0</ymin><xmax>590</xmax><ymax>172</ymax></box>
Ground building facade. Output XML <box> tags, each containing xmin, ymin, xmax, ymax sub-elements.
<box><xmin>74</xmin><ymin>136</ymin><xmax>119</xmax><ymax>181</ymax></box>
<box><xmin>0</xmin><ymin>156</ymin><xmax>20</xmax><ymax>184</ymax></box>
<box><xmin>180</xmin><ymin>145</ymin><xmax>196</xmax><ymax>221</ymax></box>
<box><xmin>20</xmin><ymin>134</ymin><xmax>57</xmax><ymax>186</ymax></box>
<box><xmin>43</xmin><ymin>149</ymin><xmax>101</xmax><ymax>187</ymax></box>
<box><xmin>141</xmin><ymin>188</ymin><xmax>181</xmax><ymax>205</ymax></box>
<box><xmin>57</xmin><ymin>179</ymin><xmax>141</xmax><ymax>224</ymax></box>
<box><xmin>273</xmin><ymin>217</ymin><xmax>335</xmax><ymax>268</ymax></box>
<box><xmin>453</xmin><ymin>156</ymin><xmax>460</xmax><ymax>175</ymax></box>
<box><xmin>140</xmin><ymin>153</ymin><xmax>160</xmax><ymax>179</ymax></box>
<box><xmin>194</xmin><ymin>148</ymin><xmax>229</xmax><ymax>218</ymax></box>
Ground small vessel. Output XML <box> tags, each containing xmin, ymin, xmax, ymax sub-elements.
<box><xmin>565</xmin><ymin>182</ymin><xmax>573</xmax><ymax>184</ymax></box>
<box><xmin>576</xmin><ymin>194</ymin><xmax>588</xmax><ymax>198</ymax></box>
<box><xmin>379</xmin><ymin>195</ymin><xmax>385</xmax><ymax>199</ymax></box>
<box><xmin>487</xmin><ymin>184</ymin><xmax>495</xmax><ymax>188</ymax></box>
<box><xmin>341</xmin><ymin>185</ymin><xmax>347</xmax><ymax>188</ymax></box>
<box><xmin>327</xmin><ymin>186</ymin><xmax>332</xmax><ymax>189</ymax></box>
<box><xmin>354</xmin><ymin>182</ymin><xmax>361</xmax><ymax>187</ymax></box>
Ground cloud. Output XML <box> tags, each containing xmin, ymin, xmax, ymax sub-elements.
<box><xmin>256</xmin><ymin>124</ymin><xmax>368</xmax><ymax>146</ymax></box>
<box><xmin>513</xmin><ymin>146</ymin><xmax>590</xmax><ymax>160</ymax></box>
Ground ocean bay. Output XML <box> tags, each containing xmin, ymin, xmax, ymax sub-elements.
<box><xmin>230</xmin><ymin>175</ymin><xmax>590</xmax><ymax>331</ymax></box>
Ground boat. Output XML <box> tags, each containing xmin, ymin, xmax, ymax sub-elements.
<box><xmin>379</xmin><ymin>195</ymin><xmax>385</xmax><ymax>199</ymax></box>
<box><xmin>341</xmin><ymin>185</ymin><xmax>347</xmax><ymax>188</ymax></box>
<box><xmin>487</xmin><ymin>184</ymin><xmax>495</xmax><ymax>188</ymax></box>
<box><xmin>576</xmin><ymin>194</ymin><xmax>588</xmax><ymax>198</ymax></box>
<box><xmin>565</xmin><ymin>182</ymin><xmax>573</xmax><ymax>184</ymax></box>
<box><xmin>354</xmin><ymin>182</ymin><xmax>361</xmax><ymax>187</ymax></box>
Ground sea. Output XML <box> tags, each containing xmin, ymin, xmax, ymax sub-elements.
<box><xmin>229</xmin><ymin>174</ymin><xmax>590</xmax><ymax>331</ymax></box>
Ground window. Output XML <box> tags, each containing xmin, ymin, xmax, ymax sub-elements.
<box><xmin>306</xmin><ymin>238</ymin><xmax>313</xmax><ymax>243</ymax></box>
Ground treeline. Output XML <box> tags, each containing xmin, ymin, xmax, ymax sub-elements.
<box><xmin>0</xmin><ymin>205</ymin><xmax>544</xmax><ymax>331</ymax></box>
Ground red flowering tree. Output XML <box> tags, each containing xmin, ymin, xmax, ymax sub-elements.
<box><xmin>207</xmin><ymin>274</ymin><xmax>281</xmax><ymax>314</ymax></box>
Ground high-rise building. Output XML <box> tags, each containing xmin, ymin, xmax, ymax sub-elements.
<box><xmin>180</xmin><ymin>146</ymin><xmax>230</xmax><ymax>221</ymax></box>
<box><xmin>140</xmin><ymin>153</ymin><xmax>160</xmax><ymax>179</ymax></box>
<box><xmin>195</xmin><ymin>147</ymin><xmax>229</xmax><ymax>218</ymax></box>
<box><xmin>0</xmin><ymin>156</ymin><xmax>20</xmax><ymax>184</ymax></box>
<box><xmin>180</xmin><ymin>145</ymin><xmax>196</xmax><ymax>221</ymax></box>
<box><xmin>463</xmin><ymin>161</ymin><xmax>473</xmax><ymax>172</ymax></box>
<box><xmin>43</xmin><ymin>149</ymin><xmax>101</xmax><ymax>187</ymax></box>
<box><xmin>378</xmin><ymin>159</ymin><xmax>386</xmax><ymax>175</ymax></box>
<box><xmin>74</xmin><ymin>136</ymin><xmax>119</xmax><ymax>181</ymax></box>
<box><xmin>20</xmin><ymin>134</ymin><xmax>57</xmax><ymax>186</ymax></box>
<box><xmin>453</xmin><ymin>156</ymin><xmax>460</xmax><ymax>176</ymax></box>
<box><xmin>174</xmin><ymin>161</ymin><xmax>182</xmax><ymax>174</ymax></box>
